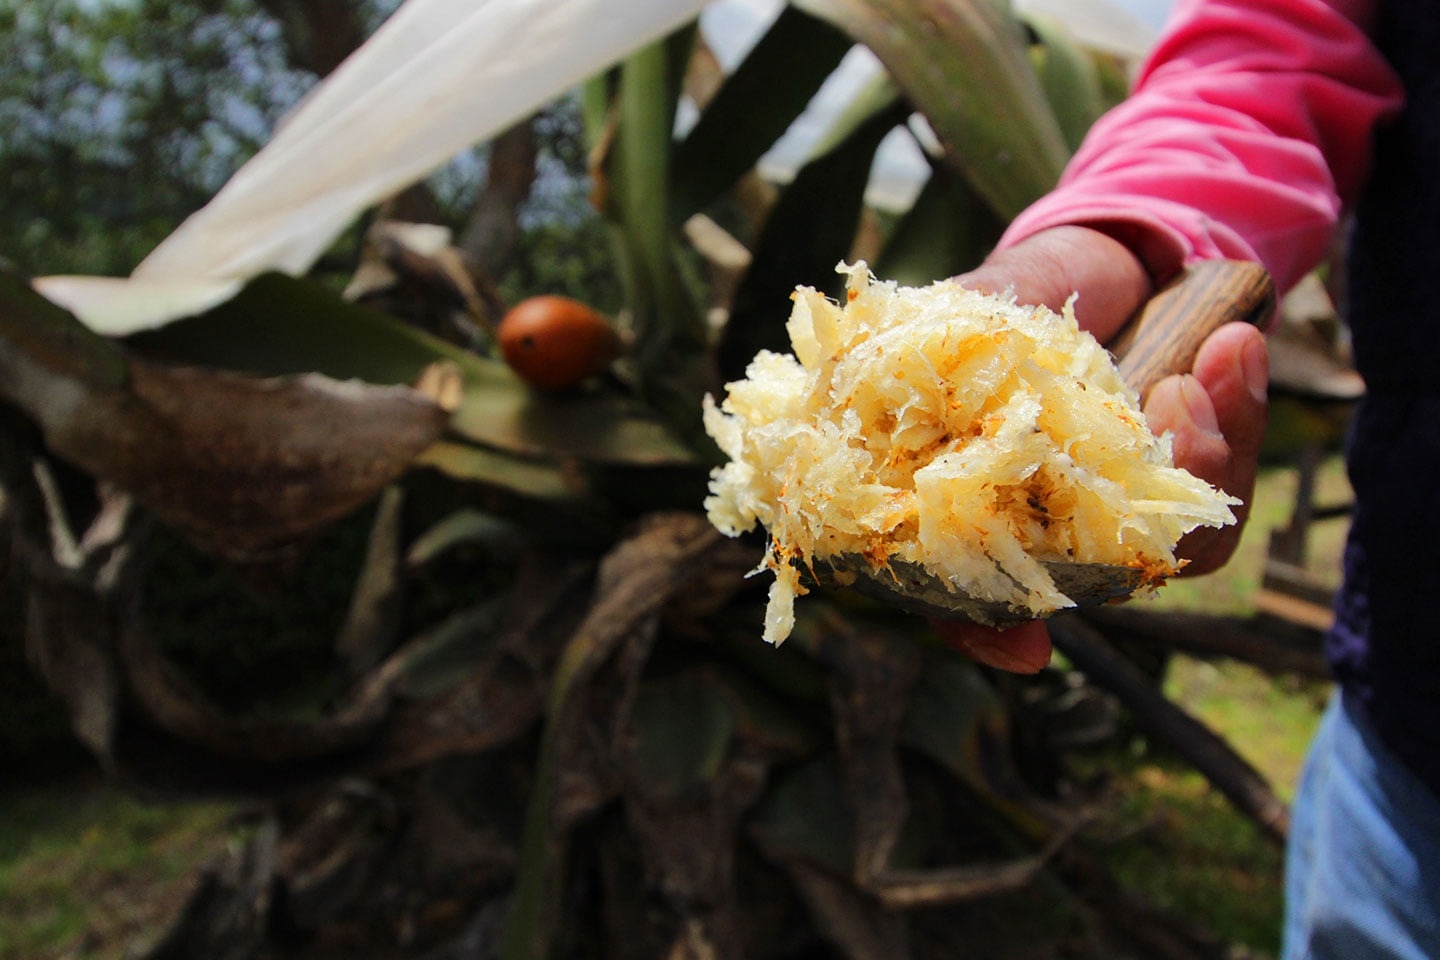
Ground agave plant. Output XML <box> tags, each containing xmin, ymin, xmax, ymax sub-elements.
<box><xmin>1</xmin><ymin>2</ymin><xmax>1295</xmax><ymax>958</ymax></box>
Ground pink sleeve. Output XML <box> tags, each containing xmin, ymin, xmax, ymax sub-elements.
<box><xmin>1000</xmin><ymin>0</ymin><xmax>1403</xmax><ymax>293</ymax></box>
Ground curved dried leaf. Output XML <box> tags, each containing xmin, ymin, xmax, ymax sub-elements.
<box><xmin>1</xmin><ymin>271</ymin><xmax>449</xmax><ymax>560</ymax></box>
<box><xmin>505</xmin><ymin>515</ymin><xmax>724</xmax><ymax>960</ymax></box>
<box><xmin>630</xmin><ymin>671</ymin><xmax>737</xmax><ymax>797</ymax></box>
<box><xmin>104</xmin><ymin>361</ymin><xmax>448</xmax><ymax>561</ymax></box>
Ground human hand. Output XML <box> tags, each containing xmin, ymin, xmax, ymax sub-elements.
<box><xmin>929</xmin><ymin>226</ymin><xmax>1271</xmax><ymax>672</ymax></box>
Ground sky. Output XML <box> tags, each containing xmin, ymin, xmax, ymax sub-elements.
<box><xmin>1109</xmin><ymin>0</ymin><xmax>1175</xmax><ymax>28</ymax></box>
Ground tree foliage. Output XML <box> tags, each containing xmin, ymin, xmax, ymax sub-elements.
<box><xmin>0</xmin><ymin>0</ymin><xmax>317</xmax><ymax>275</ymax></box>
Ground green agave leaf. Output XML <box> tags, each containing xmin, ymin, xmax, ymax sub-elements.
<box><xmin>404</xmin><ymin>506</ymin><xmax>523</xmax><ymax>568</ymax></box>
<box><xmin>808</xmin><ymin>65</ymin><xmax>903</xmax><ymax>159</ymax></box>
<box><xmin>414</xmin><ymin>443</ymin><xmax>582</xmax><ymax>500</ymax></box>
<box><xmin>1095</xmin><ymin>49</ymin><xmax>1134</xmax><ymax>105</ymax></box>
<box><xmin>748</xmin><ymin>754</ymin><xmax>855</xmax><ymax>874</ymax></box>
<box><xmin>1026</xmin><ymin>13</ymin><xmax>1109</xmax><ymax>152</ymax></box>
<box><xmin>445</xmin><ymin>387</ymin><xmax>698</xmax><ymax>467</ymax></box>
<box><xmin>410</xmin><ymin>445</ymin><xmax>626</xmax><ymax>548</ymax></box>
<box><xmin>394</xmin><ymin>599</ymin><xmax>507</xmax><ymax>700</ymax></box>
<box><xmin>594</xmin><ymin>31</ymin><xmax>713</xmax><ymax>439</ymax></box>
<box><xmin>701</xmin><ymin>661</ymin><xmax>823</xmax><ymax>758</ymax></box>
<box><xmin>125</xmin><ymin>272</ymin><xmax>698</xmax><ymax>467</ymax></box>
<box><xmin>718</xmin><ymin>86</ymin><xmax>911</xmax><ymax>380</ymax></box>
<box><xmin>798</xmin><ymin>0</ymin><xmax>1070</xmax><ymax>220</ymax></box>
<box><xmin>671</xmin><ymin>5</ymin><xmax>855</xmax><ymax>221</ymax></box>
<box><xmin>613</xmin><ymin>36</ymin><xmax>689</xmax><ymax>341</ymax></box>
<box><xmin>873</xmin><ymin>161</ymin><xmax>1006</xmax><ymax>284</ymax></box>
<box><xmin>898</xmin><ymin>653</ymin><xmax>1006</xmax><ymax>795</ymax></box>
<box><xmin>126</xmin><ymin>272</ymin><xmax>470</xmax><ymax>382</ymax></box>
<box><xmin>629</xmin><ymin>669</ymin><xmax>738</xmax><ymax>796</ymax></box>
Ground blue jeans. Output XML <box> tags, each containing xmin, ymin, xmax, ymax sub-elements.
<box><xmin>1282</xmin><ymin>691</ymin><xmax>1440</xmax><ymax>959</ymax></box>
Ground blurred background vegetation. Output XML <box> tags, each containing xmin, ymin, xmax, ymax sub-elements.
<box><xmin>1</xmin><ymin>1</ymin><xmax>1354</xmax><ymax>958</ymax></box>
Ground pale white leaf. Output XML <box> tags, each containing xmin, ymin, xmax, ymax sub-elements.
<box><xmin>31</xmin><ymin>275</ymin><xmax>245</xmax><ymax>336</ymax></box>
<box><xmin>38</xmin><ymin>0</ymin><xmax>708</xmax><ymax>334</ymax></box>
<box><xmin>1012</xmin><ymin>0</ymin><xmax>1164</xmax><ymax>60</ymax></box>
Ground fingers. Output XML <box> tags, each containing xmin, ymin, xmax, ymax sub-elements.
<box><xmin>1143</xmin><ymin>321</ymin><xmax>1270</xmax><ymax>574</ymax></box>
<box><xmin>929</xmin><ymin>619</ymin><xmax>1054</xmax><ymax>673</ymax></box>
<box><xmin>943</xmin><ymin>237</ymin><xmax>1266</xmax><ymax>665</ymax></box>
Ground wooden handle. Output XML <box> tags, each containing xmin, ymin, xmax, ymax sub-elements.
<box><xmin>1110</xmin><ymin>259</ymin><xmax>1276</xmax><ymax>403</ymax></box>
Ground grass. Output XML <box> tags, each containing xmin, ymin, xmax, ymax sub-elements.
<box><xmin>1164</xmin><ymin>657</ymin><xmax>1330</xmax><ymax>802</ymax></box>
<box><xmin>1098</xmin><ymin>755</ymin><xmax>1289</xmax><ymax>953</ymax></box>
<box><xmin>0</xmin><ymin>777</ymin><xmax>245</xmax><ymax>960</ymax></box>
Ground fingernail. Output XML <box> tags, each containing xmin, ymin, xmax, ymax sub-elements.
<box><xmin>1179</xmin><ymin>375</ymin><xmax>1223</xmax><ymax>438</ymax></box>
<box><xmin>1241</xmin><ymin>336</ymin><xmax>1269</xmax><ymax>404</ymax></box>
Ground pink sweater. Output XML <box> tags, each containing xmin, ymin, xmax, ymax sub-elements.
<box><xmin>1000</xmin><ymin>0</ymin><xmax>1404</xmax><ymax>295</ymax></box>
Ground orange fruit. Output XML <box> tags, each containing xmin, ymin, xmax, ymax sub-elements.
<box><xmin>497</xmin><ymin>295</ymin><xmax>622</xmax><ymax>391</ymax></box>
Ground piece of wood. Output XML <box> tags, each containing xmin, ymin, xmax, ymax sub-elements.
<box><xmin>1253</xmin><ymin>587</ymin><xmax>1336</xmax><ymax>633</ymax></box>
<box><xmin>1082</xmin><ymin>606</ymin><xmax>1330</xmax><ymax>679</ymax></box>
<box><xmin>1112</xmin><ymin>258</ymin><xmax>1277</xmax><ymax>403</ymax></box>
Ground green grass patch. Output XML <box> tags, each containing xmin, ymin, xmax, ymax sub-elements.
<box><xmin>1096</xmin><ymin>754</ymin><xmax>1288</xmax><ymax>955</ymax></box>
<box><xmin>1164</xmin><ymin>657</ymin><xmax>1328</xmax><ymax>802</ymax></box>
<box><xmin>1088</xmin><ymin>652</ymin><xmax>1327</xmax><ymax>956</ymax></box>
<box><xmin>0</xmin><ymin>780</ymin><xmax>243</xmax><ymax>960</ymax></box>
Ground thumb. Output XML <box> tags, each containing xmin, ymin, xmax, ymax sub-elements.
<box><xmin>1143</xmin><ymin>322</ymin><xmax>1270</xmax><ymax>575</ymax></box>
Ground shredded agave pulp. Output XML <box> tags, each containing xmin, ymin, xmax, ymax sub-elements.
<box><xmin>703</xmin><ymin>262</ymin><xmax>1239</xmax><ymax>645</ymax></box>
